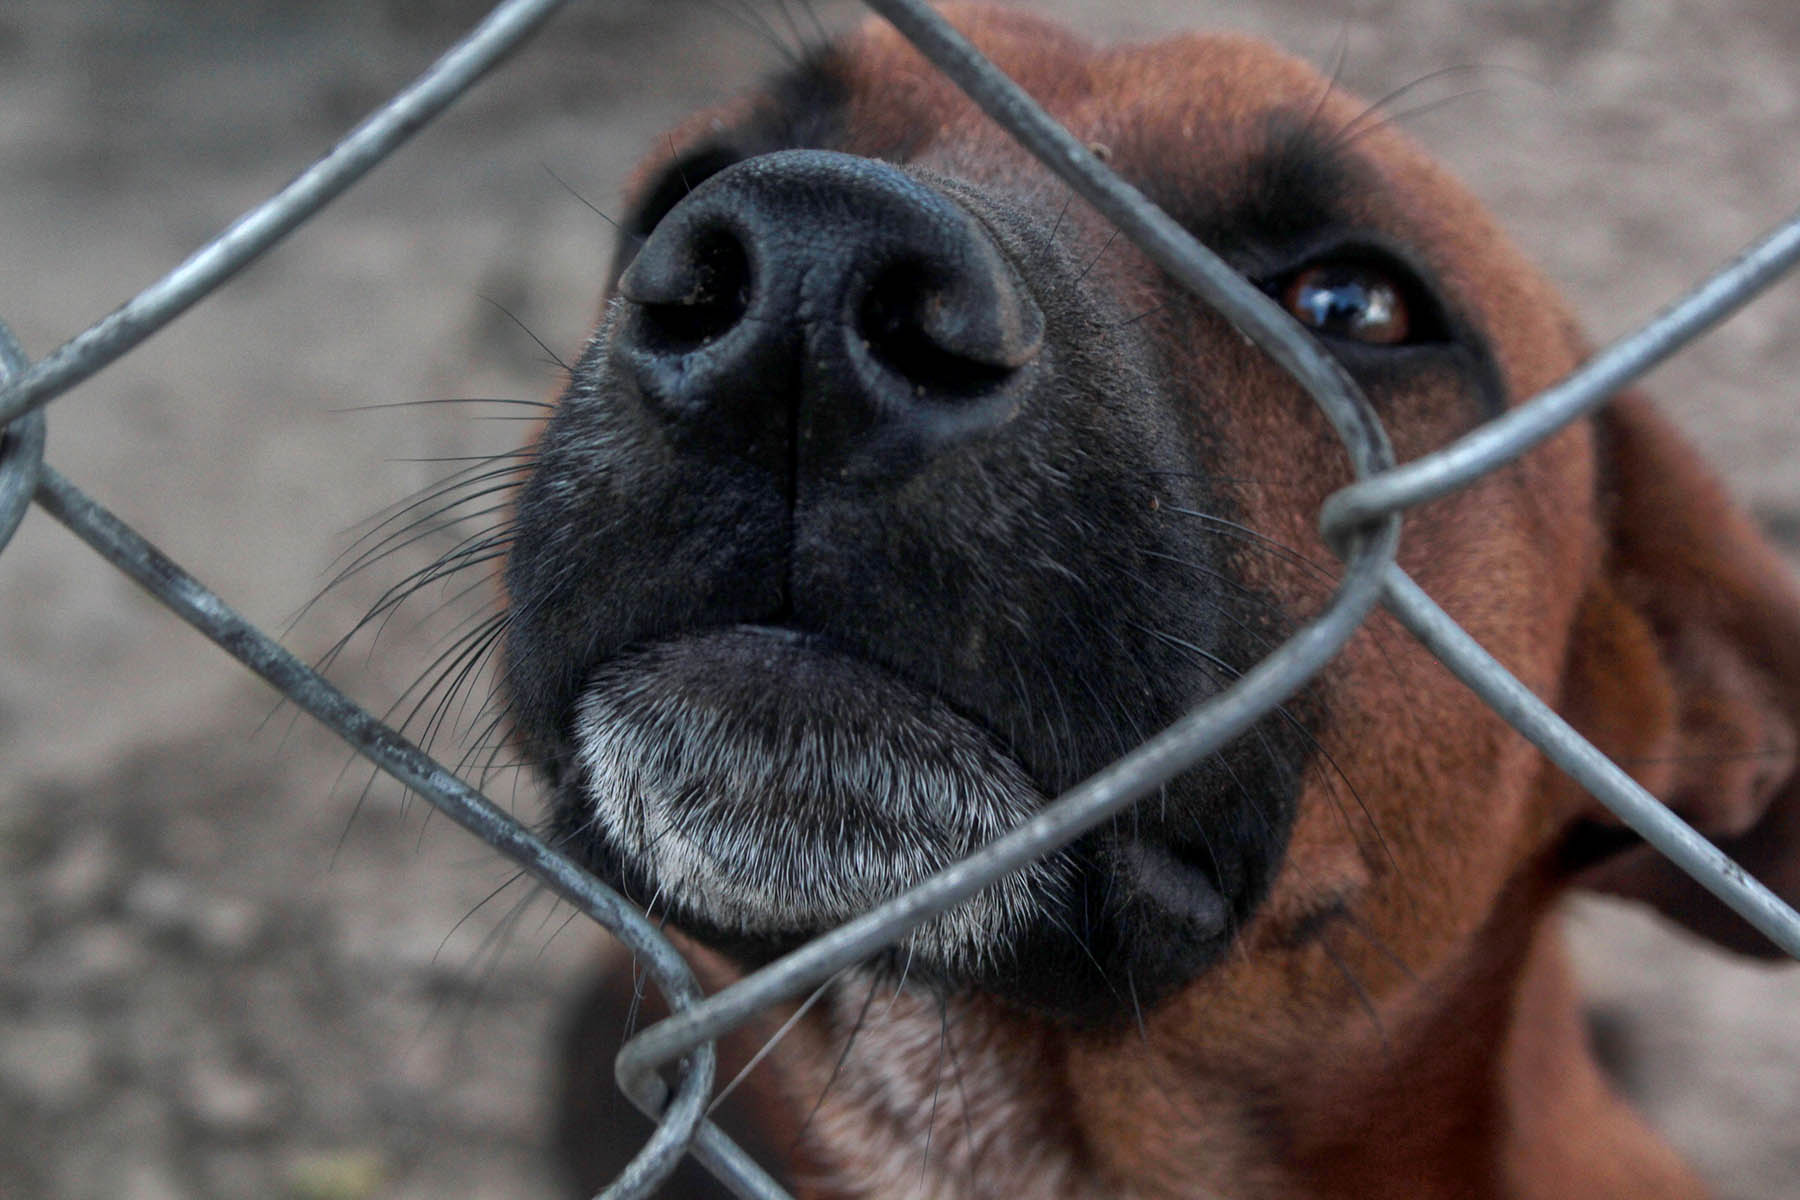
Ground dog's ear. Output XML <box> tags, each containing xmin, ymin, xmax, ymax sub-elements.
<box><xmin>1560</xmin><ymin>392</ymin><xmax>1800</xmax><ymax>956</ymax></box>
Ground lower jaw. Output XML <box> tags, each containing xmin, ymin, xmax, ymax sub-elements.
<box><xmin>565</xmin><ymin>626</ymin><xmax>1066</xmax><ymax>974</ymax></box>
<box><xmin>559</xmin><ymin>788</ymin><xmax>1248</xmax><ymax>1027</ymax></box>
<box><xmin>557</xmin><ymin>626</ymin><xmax>1264</xmax><ymax>1025</ymax></box>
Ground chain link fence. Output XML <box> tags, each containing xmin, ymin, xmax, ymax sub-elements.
<box><xmin>3</xmin><ymin>1</ymin><xmax>1799</xmax><ymax>1197</ymax></box>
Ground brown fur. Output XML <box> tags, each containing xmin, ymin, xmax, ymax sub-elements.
<box><xmin>548</xmin><ymin>9</ymin><xmax>1800</xmax><ymax>1197</ymax></box>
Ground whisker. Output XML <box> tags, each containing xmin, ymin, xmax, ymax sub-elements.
<box><xmin>1139</xmin><ymin>623</ymin><xmax>1396</xmax><ymax>876</ymax></box>
<box><xmin>1161</xmin><ymin>505</ymin><xmax>1341</xmax><ymax>583</ymax></box>
<box><xmin>1045</xmin><ymin>191</ymin><xmax>1075</xmax><ymax>253</ymax></box>
<box><xmin>1338</xmin><ymin>905</ymin><xmax>1421</xmax><ymax>986</ymax></box>
<box><xmin>1125</xmin><ymin>971</ymin><xmax>1149</xmax><ymax>1044</ymax></box>
<box><xmin>707</xmin><ymin>968</ymin><xmax>847</xmax><ymax>1117</ymax></box>
<box><xmin>1326</xmin><ymin>63</ymin><xmax>1493</xmax><ymax>149</ymax></box>
<box><xmin>1073</xmin><ymin>227</ymin><xmax>1121</xmax><ymax>285</ymax></box>
<box><xmin>790</xmin><ymin>971</ymin><xmax>883</xmax><ymax>1155</ymax></box>
<box><xmin>792</xmin><ymin>0</ymin><xmax>830</xmax><ymax>48</ymax></box>
<box><xmin>702</xmin><ymin>0</ymin><xmax>802</xmax><ymax>67</ymax></box>
<box><xmin>939</xmin><ymin>1010</ymin><xmax>984</xmax><ymax>1190</ymax></box>
<box><xmin>329</xmin><ymin>396</ymin><xmax>551</xmax><ymax>414</ymax></box>
<box><xmin>768</xmin><ymin>0</ymin><xmax>811</xmax><ymax>55</ymax></box>
<box><xmin>1334</xmin><ymin>88</ymin><xmax>1497</xmax><ymax>150</ymax></box>
<box><xmin>1320</xmin><ymin>936</ymin><xmax>1391</xmax><ymax>1057</ymax></box>
<box><xmin>917</xmin><ymin>1004</ymin><xmax>950</xmax><ymax>1190</ymax></box>
<box><xmin>1114</xmin><ymin>299</ymin><xmax>1168</xmax><ymax>329</ymax></box>
<box><xmin>327</xmin><ymin>457</ymin><xmax>529</xmax><ymax>574</ymax></box>
<box><xmin>541</xmin><ymin>163</ymin><xmax>635</xmax><ymax>240</ymax></box>
<box><xmin>480</xmin><ymin>295</ymin><xmax>569</xmax><ymax>372</ymax></box>
<box><xmin>1299</xmin><ymin>21</ymin><xmax>1354</xmax><ymax>140</ymax></box>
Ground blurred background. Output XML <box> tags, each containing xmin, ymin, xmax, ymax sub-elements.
<box><xmin>1</xmin><ymin>0</ymin><xmax>1796</xmax><ymax>1196</ymax></box>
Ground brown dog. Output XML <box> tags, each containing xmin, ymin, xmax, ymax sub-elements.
<box><xmin>503</xmin><ymin>7</ymin><xmax>1800</xmax><ymax>1197</ymax></box>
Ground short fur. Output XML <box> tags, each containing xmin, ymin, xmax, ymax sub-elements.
<box><xmin>508</xmin><ymin>8</ymin><xmax>1800</xmax><ymax>1198</ymax></box>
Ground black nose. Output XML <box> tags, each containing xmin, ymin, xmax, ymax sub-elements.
<box><xmin>614</xmin><ymin>149</ymin><xmax>1042</xmax><ymax>480</ymax></box>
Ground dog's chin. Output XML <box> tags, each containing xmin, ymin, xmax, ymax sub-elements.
<box><xmin>568</xmin><ymin>626</ymin><xmax>1073</xmax><ymax>978</ymax></box>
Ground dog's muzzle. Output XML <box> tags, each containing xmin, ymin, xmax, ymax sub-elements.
<box><xmin>504</xmin><ymin>148</ymin><xmax>1310</xmax><ymax>1023</ymax></box>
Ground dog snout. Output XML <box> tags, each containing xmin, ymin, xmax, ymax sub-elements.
<box><xmin>615</xmin><ymin>149</ymin><xmax>1043</xmax><ymax>479</ymax></box>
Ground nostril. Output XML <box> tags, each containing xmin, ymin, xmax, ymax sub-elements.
<box><xmin>858</xmin><ymin>263</ymin><xmax>1019</xmax><ymax>399</ymax></box>
<box><xmin>630</xmin><ymin>230</ymin><xmax>752</xmax><ymax>354</ymax></box>
<box><xmin>613</xmin><ymin>150</ymin><xmax>1045</xmax><ymax>469</ymax></box>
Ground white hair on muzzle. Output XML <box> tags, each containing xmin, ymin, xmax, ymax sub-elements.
<box><xmin>572</xmin><ymin>632</ymin><xmax>1068</xmax><ymax>972</ymax></box>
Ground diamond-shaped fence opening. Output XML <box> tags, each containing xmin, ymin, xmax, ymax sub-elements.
<box><xmin>2</xmin><ymin>3</ymin><xmax>1797</xmax><ymax>1197</ymax></box>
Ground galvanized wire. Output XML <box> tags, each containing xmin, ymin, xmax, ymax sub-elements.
<box><xmin>617</xmin><ymin>11</ymin><xmax>1800</xmax><ymax>1182</ymax></box>
<box><xmin>0</xmin><ymin>0</ymin><xmax>578</xmax><ymax>431</ymax></box>
<box><xmin>2</xmin><ymin>2</ymin><xmax>1799</xmax><ymax>1198</ymax></box>
<box><xmin>0</xmin><ymin>324</ymin><xmax>44</xmax><ymax>553</ymax></box>
<box><xmin>1321</xmin><ymin>209</ymin><xmax>1800</xmax><ymax>540</ymax></box>
<box><xmin>1317</xmin><ymin>204</ymin><xmax>1800</xmax><ymax>959</ymax></box>
<box><xmin>24</xmin><ymin>458</ymin><xmax>739</xmax><ymax>1200</ymax></box>
<box><xmin>615</xmin><ymin>0</ymin><xmax>1407</xmax><ymax>1124</ymax></box>
<box><xmin>1380</xmin><ymin>566</ymin><xmax>1800</xmax><ymax>959</ymax></box>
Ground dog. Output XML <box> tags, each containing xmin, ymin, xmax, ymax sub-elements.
<box><xmin>499</xmin><ymin>7</ymin><xmax>1800</xmax><ymax>1197</ymax></box>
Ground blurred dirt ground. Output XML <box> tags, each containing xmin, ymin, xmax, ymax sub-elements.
<box><xmin>0</xmin><ymin>0</ymin><xmax>1796</xmax><ymax>1197</ymax></box>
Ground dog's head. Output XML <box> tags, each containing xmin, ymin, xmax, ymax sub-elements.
<box><xmin>501</xmin><ymin>7</ymin><xmax>1800</xmax><ymax>1035</ymax></box>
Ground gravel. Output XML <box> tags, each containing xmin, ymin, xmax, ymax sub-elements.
<box><xmin>1</xmin><ymin>1</ymin><xmax>1796</xmax><ymax>1197</ymax></box>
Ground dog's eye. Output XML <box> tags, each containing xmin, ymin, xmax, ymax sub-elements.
<box><xmin>1280</xmin><ymin>263</ymin><xmax>1411</xmax><ymax>345</ymax></box>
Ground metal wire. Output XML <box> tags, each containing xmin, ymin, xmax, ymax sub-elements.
<box><xmin>0</xmin><ymin>0</ymin><xmax>578</xmax><ymax>431</ymax></box>
<box><xmin>0</xmin><ymin>324</ymin><xmax>45</xmax><ymax>553</ymax></box>
<box><xmin>1318</xmin><ymin>200</ymin><xmax>1800</xmax><ymax>960</ymax></box>
<box><xmin>24</xmin><ymin>456</ymin><xmax>744</xmax><ymax>1200</ymax></box>
<box><xmin>614</xmin><ymin>0</ymin><xmax>1407</xmax><ymax>1123</ymax></box>
<box><xmin>3</xmin><ymin>2</ymin><xmax>1799</xmax><ymax>1198</ymax></box>
<box><xmin>1379</xmin><ymin>566</ymin><xmax>1800</xmax><ymax>959</ymax></box>
<box><xmin>1321</xmin><ymin>209</ymin><xmax>1800</xmax><ymax>540</ymax></box>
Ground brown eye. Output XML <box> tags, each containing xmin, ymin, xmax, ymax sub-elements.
<box><xmin>1281</xmin><ymin>263</ymin><xmax>1411</xmax><ymax>345</ymax></box>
